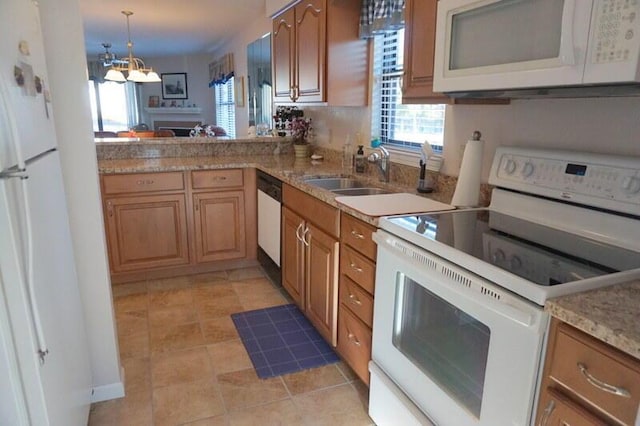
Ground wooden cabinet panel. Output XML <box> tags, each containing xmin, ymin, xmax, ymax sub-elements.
<box><xmin>337</xmin><ymin>305</ymin><xmax>372</xmax><ymax>385</ymax></box>
<box><xmin>341</xmin><ymin>213</ymin><xmax>377</xmax><ymax>260</ymax></box>
<box><xmin>102</xmin><ymin>172</ymin><xmax>185</xmax><ymax>194</ymax></box>
<box><xmin>340</xmin><ymin>245</ymin><xmax>375</xmax><ymax>295</ymax></box>
<box><xmin>339</xmin><ymin>275</ymin><xmax>374</xmax><ymax>328</ymax></box>
<box><xmin>191</xmin><ymin>169</ymin><xmax>243</xmax><ymax>189</ymax></box>
<box><xmin>193</xmin><ymin>191</ymin><xmax>246</xmax><ymax>263</ymax></box>
<box><xmin>305</xmin><ymin>223</ymin><xmax>339</xmax><ymax>346</ymax></box>
<box><xmin>283</xmin><ymin>184</ymin><xmax>339</xmax><ymax>238</ymax></box>
<box><xmin>105</xmin><ymin>194</ymin><xmax>189</xmax><ymax>272</ymax></box>
<box><xmin>538</xmin><ymin>387</ymin><xmax>609</xmax><ymax>426</ymax></box>
<box><xmin>282</xmin><ymin>206</ymin><xmax>305</xmax><ymax>307</ymax></box>
<box><xmin>272</xmin><ymin>6</ymin><xmax>295</xmax><ymax>101</ymax></box>
<box><xmin>295</xmin><ymin>0</ymin><xmax>325</xmax><ymax>102</ymax></box>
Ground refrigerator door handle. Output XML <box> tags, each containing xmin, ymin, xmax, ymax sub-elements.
<box><xmin>0</xmin><ymin>169</ymin><xmax>28</xmax><ymax>180</ymax></box>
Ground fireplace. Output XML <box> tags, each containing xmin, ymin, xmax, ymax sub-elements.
<box><xmin>153</xmin><ymin>120</ymin><xmax>201</xmax><ymax>137</ymax></box>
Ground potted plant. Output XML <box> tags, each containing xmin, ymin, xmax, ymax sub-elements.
<box><xmin>290</xmin><ymin>117</ymin><xmax>312</xmax><ymax>158</ymax></box>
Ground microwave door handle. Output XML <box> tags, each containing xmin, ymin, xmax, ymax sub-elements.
<box><xmin>559</xmin><ymin>0</ymin><xmax>576</xmax><ymax>65</ymax></box>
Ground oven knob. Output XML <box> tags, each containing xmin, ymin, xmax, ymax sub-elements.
<box><xmin>621</xmin><ymin>175</ymin><xmax>640</xmax><ymax>194</ymax></box>
<box><xmin>521</xmin><ymin>162</ymin><xmax>535</xmax><ymax>178</ymax></box>
<box><xmin>503</xmin><ymin>159</ymin><xmax>517</xmax><ymax>175</ymax></box>
<box><xmin>510</xmin><ymin>255</ymin><xmax>523</xmax><ymax>270</ymax></box>
<box><xmin>492</xmin><ymin>249</ymin><xmax>506</xmax><ymax>263</ymax></box>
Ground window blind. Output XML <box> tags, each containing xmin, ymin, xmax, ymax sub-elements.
<box><xmin>215</xmin><ymin>76</ymin><xmax>236</xmax><ymax>138</ymax></box>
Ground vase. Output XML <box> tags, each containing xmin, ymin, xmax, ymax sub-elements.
<box><xmin>294</xmin><ymin>144</ymin><xmax>309</xmax><ymax>158</ymax></box>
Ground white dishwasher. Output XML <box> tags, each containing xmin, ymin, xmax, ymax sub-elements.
<box><xmin>257</xmin><ymin>170</ymin><xmax>282</xmax><ymax>285</ymax></box>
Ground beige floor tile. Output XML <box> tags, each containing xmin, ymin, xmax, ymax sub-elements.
<box><xmin>228</xmin><ymin>399</ymin><xmax>303</xmax><ymax>426</ymax></box>
<box><xmin>294</xmin><ymin>383</ymin><xmax>373</xmax><ymax>426</ymax></box>
<box><xmin>114</xmin><ymin>293</ymin><xmax>148</xmax><ymax>314</ymax></box>
<box><xmin>207</xmin><ymin>339</ymin><xmax>252</xmax><ymax>375</ymax></box>
<box><xmin>218</xmin><ymin>368</ymin><xmax>289</xmax><ymax>411</ymax></box>
<box><xmin>281</xmin><ymin>364</ymin><xmax>346</xmax><ymax>395</ymax></box>
<box><xmin>227</xmin><ymin>267</ymin><xmax>265</xmax><ymax>281</ymax></box>
<box><xmin>191</xmin><ymin>270</ymin><xmax>229</xmax><ymax>286</ymax></box>
<box><xmin>116</xmin><ymin>310</ymin><xmax>148</xmax><ymax>338</ymax></box>
<box><xmin>201</xmin><ymin>316</ymin><xmax>239</xmax><ymax>344</ymax></box>
<box><xmin>151</xmin><ymin>347</ymin><xmax>213</xmax><ymax>388</ymax></box>
<box><xmin>352</xmin><ymin>380</ymin><xmax>370</xmax><ymax>411</ymax></box>
<box><xmin>150</xmin><ymin>322</ymin><xmax>205</xmax><ymax>354</ymax></box>
<box><xmin>118</xmin><ymin>331</ymin><xmax>150</xmax><ymax>359</ymax></box>
<box><xmin>148</xmin><ymin>288</ymin><xmax>194</xmax><ymax>310</ymax></box>
<box><xmin>192</xmin><ymin>282</ymin><xmax>236</xmax><ymax>300</ymax></box>
<box><xmin>147</xmin><ymin>275</ymin><xmax>193</xmax><ymax>292</ymax></box>
<box><xmin>336</xmin><ymin>360</ymin><xmax>358</xmax><ymax>382</ymax></box>
<box><xmin>237</xmin><ymin>289</ymin><xmax>287</xmax><ymax>311</ymax></box>
<box><xmin>89</xmin><ymin>397</ymin><xmax>153</xmax><ymax>426</ymax></box>
<box><xmin>196</xmin><ymin>294</ymin><xmax>244</xmax><ymax>320</ymax></box>
<box><xmin>122</xmin><ymin>357</ymin><xmax>151</xmax><ymax>395</ymax></box>
<box><xmin>231</xmin><ymin>277</ymin><xmax>276</xmax><ymax>296</ymax></box>
<box><xmin>112</xmin><ymin>281</ymin><xmax>147</xmax><ymax>297</ymax></box>
<box><xmin>148</xmin><ymin>304</ymin><xmax>199</xmax><ymax>328</ymax></box>
<box><xmin>182</xmin><ymin>415</ymin><xmax>229</xmax><ymax>426</ymax></box>
<box><xmin>152</xmin><ymin>379</ymin><xmax>225</xmax><ymax>426</ymax></box>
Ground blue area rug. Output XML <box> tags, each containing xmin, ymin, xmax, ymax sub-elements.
<box><xmin>231</xmin><ymin>304</ymin><xmax>340</xmax><ymax>379</ymax></box>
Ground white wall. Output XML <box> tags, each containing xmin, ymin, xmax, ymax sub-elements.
<box><xmin>39</xmin><ymin>0</ymin><xmax>123</xmax><ymax>402</ymax></box>
<box><xmin>138</xmin><ymin>54</ymin><xmax>216</xmax><ymax>128</ymax></box>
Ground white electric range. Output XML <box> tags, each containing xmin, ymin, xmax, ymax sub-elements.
<box><xmin>369</xmin><ymin>146</ymin><xmax>640</xmax><ymax>426</ymax></box>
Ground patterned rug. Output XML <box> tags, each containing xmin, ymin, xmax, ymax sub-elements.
<box><xmin>231</xmin><ymin>304</ymin><xmax>340</xmax><ymax>379</ymax></box>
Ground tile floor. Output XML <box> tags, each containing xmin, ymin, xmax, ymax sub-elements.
<box><xmin>88</xmin><ymin>266</ymin><xmax>373</xmax><ymax>426</ymax></box>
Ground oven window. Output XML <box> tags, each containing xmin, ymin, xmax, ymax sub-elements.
<box><xmin>392</xmin><ymin>275</ymin><xmax>490</xmax><ymax>419</ymax></box>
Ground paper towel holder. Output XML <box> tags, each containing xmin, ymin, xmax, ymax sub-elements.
<box><xmin>451</xmin><ymin>130</ymin><xmax>484</xmax><ymax>207</ymax></box>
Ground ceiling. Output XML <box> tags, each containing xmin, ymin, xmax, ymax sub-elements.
<box><xmin>80</xmin><ymin>0</ymin><xmax>266</xmax><ymax>59</ymax></box>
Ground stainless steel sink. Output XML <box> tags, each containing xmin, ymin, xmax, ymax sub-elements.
<box><xmin>303</xmin><ymin>177</ymin><xmax>367</xmax><ymax>190</ymax></box>
<box><xmin>331</xmin><ymin>187</ymin><xmax>391</xmax><ymax>196</ymax></box>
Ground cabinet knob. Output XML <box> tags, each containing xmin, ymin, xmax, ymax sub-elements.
<box><xmin>107</xmin><ymin>201</ymin><xmax>113</xmax><ymax>217</ymax></box>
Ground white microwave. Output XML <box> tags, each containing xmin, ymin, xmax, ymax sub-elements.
<box><xmin>433</xmin><ymin>0</ymin><xmax>640</xmax><ymax>96</ymax></box>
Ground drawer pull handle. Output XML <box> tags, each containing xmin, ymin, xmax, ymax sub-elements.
<box><xmin>106</xmin><ymin>201</ymin><xmax>113</xmax><ymax>217</ymax></box>
<box><xmin>212</xmin><ymin>176</ymin><xmax>227</xmax><ymax>181</ymax></box>
<box><xmin>348</xmin><ymin>293</ymin><xmax>362</xmax><ymax>306</ymax></box>
<box><xmin>349</xmin><ymin>263</ymin><xmax>363</xmax><ymax>273</ymax></box>
<box><xmin>577</xmin><ymin>362</ymin><xmax>631</xmax><ymax>398</ymax></box>
<box><xmin>136</xmin><ymin>179</ymin><xmax>154</xmax><ymax>185</ymax></box>
<box><xmin>347</xmin><ymin>332</ymin><xmax>361</xmax><ymax>346</ymax></box>
<box><xmin>350</xmin><ymin>230</ymin><xmax>365</xmax><ymax>240</ymax></box>
<box><xmin>538</xmin><ymin>399</ymin><xmax>555</xmax><ymax>426</ymax></box>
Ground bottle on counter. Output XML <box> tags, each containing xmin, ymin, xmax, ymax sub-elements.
<box><xmin>355</xmin><ymin>145</ymin><xmax>365</xmax><ymax>173</ymax></box>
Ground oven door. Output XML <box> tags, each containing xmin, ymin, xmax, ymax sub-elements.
<box><xmin>371</xmin><ymin>230</ymin><xmax>548</xmax><ymax>426</ymax></box>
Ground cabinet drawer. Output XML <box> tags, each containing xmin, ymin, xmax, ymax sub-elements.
<box><xmin>538</xmin><ymin>387</ymin><xmax>609</xmax><ymax>426</ymax></box>
<box><xmin>549</xmin><ymin>323</ymin><xmax>640</xmax><ymax>425</ymax></box>
<box><xmin>283</xmin><ymin>184</ymin><xmax>339</xmax><ymax>238</ymax></box>
<box><xmin>102</xmin><ymin>172</ymin><xmax>185</xmax><ymax>194</ymax></box>
<box><xmin>340</xmin><ymin>245</ymin><xmax>375</xmax><ymax>295</ymax></box>
<box><xmin>191</xmin><ymin>169</ymin><xmax>244</xmax><ymax>189</ymax></box>
<box><xmin>341</xmin><ymin>213</ymin><xmax>376</xmax><ymax>260</ymax></box>
<box><xmin>339</xmin><ymin>275</ymin><xmax>373</xmax><ymax>328</ymax></box>
<box><xmin>337</xmin><ymin>305</ymin><xmax>372</xmax><ymax>385</ymax></box>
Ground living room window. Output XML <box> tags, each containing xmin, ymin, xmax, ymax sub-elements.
<box><xmin>371</xmin><ymin>29</ymin><xmax>446</xmax><ymax>155</ymax></box>
<box><xmin>88</xmin><ymin>80</ymin><xmax>140</xmax><ymax>132</ymax></box>
<box><xmin>215</xmin><ymin>77</ymin><xmax>236</xmax><ymax>138</ymax></box>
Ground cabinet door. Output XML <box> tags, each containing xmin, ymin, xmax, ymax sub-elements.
<box><xmin>305</xmin><ymin>223</ymin><xmax>339</xmax><ymax>346</ymax></box>
<box><xmin>402</xmin><ymin>0</ymin><xmax>448</xmax><ymax>103</ymax></box>
<box><xmin>273</xmin><ymin>6</ymin><xmax>295</xmax><ymax>101</ymax></box>
<box><xmin>193</xmin><ymin>191</ymin><xmax>246</xmax><ymax>263</ymax></box>
<box><xmin>294</xmin><ymin>0</ymin><xmax>326</xmax><ymax>102</ymax></box>
<box><xmin>105</xmin><ymin>194</ymin><xmax>189</xmax><ymax>272</ymax></box>
<box><xmin>282</xmin><ymin>207</ymin><xmax>305</xmax><ymax>307</ymax></box>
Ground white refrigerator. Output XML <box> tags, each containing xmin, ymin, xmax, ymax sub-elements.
<box><xmin>0</xmin><ymin>0</ymin><xmax>92</xmax><ymax>424</ymax></box>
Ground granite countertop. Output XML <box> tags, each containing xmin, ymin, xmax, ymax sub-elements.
<box><xmin>545</xmin><ymin>280</ymin><xmax>640</xmax><ymax>360</ymax></box>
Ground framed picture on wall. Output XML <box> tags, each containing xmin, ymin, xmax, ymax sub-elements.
<box><xmin>161</xmin><ymin>73</ymin><xmax>188</xmax><ymax>99</ymax></box>
<box><xmin>148</xmin><ymin>95</ymin><xmax>160</xmax><ymax>107</ymax></box>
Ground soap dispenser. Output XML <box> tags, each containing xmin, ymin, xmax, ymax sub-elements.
<box><xmin>355</xmin><ymin>145</ymin><xmax>365</xmax><ymax>173</ymax></box>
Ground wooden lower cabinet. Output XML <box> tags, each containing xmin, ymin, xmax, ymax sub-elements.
<box><xmin>104</xmin><ymin>193</ymin><xmax>190</xmax><ymax>272</ymax></box>
<box><xmin>101</xmin><ymin>169</ymin><xmax>256</xmax><ymax>282</ymax></box>
<box><xmin>193</xmin><ymin>190</ymin><xmax>246</xmax><ymax>263</ymax></box>
<box><xmin>282</xmin><ymin>206</ymin><xmax>305</xmax><ymax>307</ymax></box>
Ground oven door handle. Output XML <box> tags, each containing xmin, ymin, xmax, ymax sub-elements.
<box><xmin>374</xmin><ymin>230</ymin><xmax>539</xmax><ymax>329</ymax></box>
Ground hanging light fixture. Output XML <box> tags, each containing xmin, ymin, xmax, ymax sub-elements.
<box><xmin>104</xmin><ymin>11</ymin><xmax>161</xmax><ymax>83</ymax></box>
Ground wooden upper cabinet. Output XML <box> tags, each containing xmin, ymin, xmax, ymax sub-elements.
<box><xmin>272</xmin><ymin>0</ymin><xmax>368</xmax><ymax>106</ymax></box>
<box><xmin>402</xmin><ymin>0</ymin><xmax>447</xmax><ymax>103</ymax></box>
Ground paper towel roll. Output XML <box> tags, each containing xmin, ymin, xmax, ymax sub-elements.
<box><xmin>451</xmin><ymin>133</ymin><xmax>484</xmax><ymax>207</ymax></box>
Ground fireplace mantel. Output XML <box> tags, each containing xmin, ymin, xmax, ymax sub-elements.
<box><xmin>144</xmin><ymin>107</ymin><xmax>202</xmax><ymax>115</ymax></box>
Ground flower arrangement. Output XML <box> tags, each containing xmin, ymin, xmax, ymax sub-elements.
<box><xmin>290</xmin><ymin>117</ymin><xmax>312</xmax><ymax>145</ymax></box>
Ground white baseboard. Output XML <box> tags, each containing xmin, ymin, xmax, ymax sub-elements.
<box><xmin>90</xmin><ymin>366</ymin><xmax>125</xmax><ymax>403</ymax></box>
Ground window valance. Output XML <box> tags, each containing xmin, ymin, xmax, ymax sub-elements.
<box><xmin>359</xmin><ymin>0</ymin><xmax>405</xmax><ymax>38</ymax></box>
<box><xmin>208</xmin><ymin>53</ymin><xmax>235</xmax><ymax>87</ymax></box>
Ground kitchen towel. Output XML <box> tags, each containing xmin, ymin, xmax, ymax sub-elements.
<box><xmin>451</xmin><ymin>132</ymin><xmax>484</xmax><ymax>207</ymax></box>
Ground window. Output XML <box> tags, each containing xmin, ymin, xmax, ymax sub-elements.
<box><xmin>88</xmin><ymin>80</ymin><xmax>140</xmax><ymax>131</ymax></box>
<box><xmin>371</xmin><ymin>29</ymin><xmax>446</xmax><ymax>153</ymax></box>
<box><xmin>215</xmin><ymin>77</ymin><xmax>236</xmax><ymax>138</ymax></box>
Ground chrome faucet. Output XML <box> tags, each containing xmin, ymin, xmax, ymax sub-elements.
<box><xmin>368</xmin><ymin>146</ymin><xmax>390</xmax><ymax>182</ymax></box>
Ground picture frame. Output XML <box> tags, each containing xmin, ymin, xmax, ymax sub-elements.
<box><xmin>148</xmin><ymin>95</ymin><xmax>159</xmax><ymax>107</ymax></box>
<box><xmin>161</xmin><ymin>73</ymin><xmax>188</xmax><ymax>100</ymax></box>
<box><xmin>235</xmin><ymin>76</ymin><xmax>245</xmax><ymax>107</ymax></box>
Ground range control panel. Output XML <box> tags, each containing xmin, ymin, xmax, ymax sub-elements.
<box><xmin>489</xmin><ymin>147</ymin><xmax>640</xmax><ymax>215</ymax></box>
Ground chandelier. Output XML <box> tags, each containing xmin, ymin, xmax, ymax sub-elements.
<box><xmin>104</xmin><ymin>11</ymin><xmax>161</xmax><ymax>83</ymax></box>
